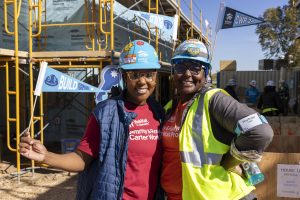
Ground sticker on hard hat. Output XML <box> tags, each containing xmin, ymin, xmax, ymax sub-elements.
<box><xmin>136</xmin><ymin>41</ymin><xmax>144</xmax><ymax>46</ymax></box>
<box><xmin>124</xmin><ymin>54</ymin><xmax>137</xmax><ymax>64</ymax></box>
<box><xmin>124</xmin><ymin>42</ymin><xmax>134</xmax><ymax>52</ymax></box>
<box><xmin>137</xmin><ymin>57</ymin><xmax>148</xmax><ymax>62</ymax></box>
<box><xmin>138</xmin><ymin>50</ymin><xmax>148</xmax><ymax>57</ymax></box>
<box><xmin>187</xmin><ymin>47</ymin><xmax>201</xmax><ymax>56</ymax></box>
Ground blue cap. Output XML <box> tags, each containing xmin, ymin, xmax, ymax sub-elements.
<box><xmin>119</xmin><ymin>40</ymin><xmax>161</xmax><ymax>70</ymax></box>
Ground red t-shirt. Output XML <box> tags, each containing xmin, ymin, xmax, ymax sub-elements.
<box><xmin>161</xmin><ymin>101</ymin><xmax>187</xmax><ymax>200</ymax></box>
<box><xmin>77</xmin><ymin>101</ymin><xmax>162</xmax><ymax>200</ymax></box>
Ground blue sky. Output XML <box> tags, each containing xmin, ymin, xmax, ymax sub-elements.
<box><xmin>180</xmin><ymin>0</ymin><xmax>288</xmax><ymax>73</ymax></box>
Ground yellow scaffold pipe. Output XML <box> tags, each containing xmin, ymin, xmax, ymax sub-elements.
<box><xmin>84</xmin><ymin>0</ymin><xmax>94</xmax><ymax>50</ymax></box>
<box><xmin>13</xmin><ymin>0</ymin><xmax>21</xmax><ymax>183</ymax></box>
<box><xmin>148</xmin><ymin>0</ymin><xmax>159</xmax><ymax>52</ymax></box>
<box><xmin>5</xmin><ymin>62</ymin><xmax>17</xmax><ymax>152</ymax></box>
<box><xmin>4</xmin><ymin>0</ymin><xmax>15</xmax><ymax>35</ymax></box>
<box><xmin>32</xmin><ymin>0</ymin><xmax>43</xmax><ymax>37</ymax></box>
<box><xmin>99</xmin><ymin>0</ymin><xmax>114</xmax><ymax>50</ymax></box>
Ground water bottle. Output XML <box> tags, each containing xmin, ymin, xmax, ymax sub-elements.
<box><xmin>241</xmin><ymin>162</ymin><xmax>265</xmax><ymax>185</ymax></box>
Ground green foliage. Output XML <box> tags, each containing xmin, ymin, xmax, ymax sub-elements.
<box><xmin>256</xmin><ymin>1</ymin><xmax>299</xmax><ymax>67</ymax></box>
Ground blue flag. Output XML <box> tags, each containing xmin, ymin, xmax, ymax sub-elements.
<box><xmin>221</xmin><ymin>7</ymin><xmax>264</xmax><ymax>29</ymax></box>
<box><xmin>95</xmin><ymin>65</ymin><xmax>123</xmax><ymax>104</ymax></box>
<box><xmin>41</xmin><ymin>67</ymin><xmax>103</xmax><ymax>93</ymax></box>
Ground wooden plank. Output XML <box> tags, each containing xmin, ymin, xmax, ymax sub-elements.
<box><xmin>31</xmin><ymin>50</ymin><xmax>115</xmax><ymax>58</ymax></box>
<box><xmin>0</xmin><ymin>48</ymin><xmax>28</xmax><ymax>58</ymax></box>
<box><xmin>256</xmin><ymin>152</ymin><xmax>300</xmax><ymax>200</ymax></box>
<box><xmin>266</xmin><ymin>136</ymin><xmax>300</xmax><ymax>153</ymax></box>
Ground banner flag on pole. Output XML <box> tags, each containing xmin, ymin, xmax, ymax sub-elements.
<box><xmin>36</xmin><ymin>62</ymin><xmax>104</xmax><ymax>93</ymax></box>
<box><xmin>220</xmin><ymin>7</ymin><xmax>264</xmax><ymax>29</ymax></box>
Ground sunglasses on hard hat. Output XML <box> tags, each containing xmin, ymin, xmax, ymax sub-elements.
<box><xmin>173</xmin><ymin>61</ymin><xmax>204</xmax><ymax>75</ymax></box>
<box><xmin>126</xmin><ymin>70</ymin><xmax>157</xmax><ymax>81</ymax></box>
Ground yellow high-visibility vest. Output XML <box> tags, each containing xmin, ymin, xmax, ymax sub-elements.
<box><xmin>165</xmin><ymin>88</ymin><xmax>254</xmax><ymax>200</ymax></box>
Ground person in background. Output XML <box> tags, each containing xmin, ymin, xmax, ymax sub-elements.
<box><xmin>224</xmin><ymin>78</ymin><xmax>239</xmax><ymax>101</ymax></box>
<box><xmin>161</xmin><ymin>39</ymin><xmax>273</xmax><ymax>200</ymax></box>
<box><xmin>245</xmin><ymin>80</ymin><xmax>260</xmax><ymax>106</ymax></box>
<box><xmin>278</xmin><ymin>80</ymin><xmax>289</xmax><ymax>115</ymax></box>
<box><xmin>19</xmin><ymin>40</ymin><xmax>165</xmax><ymax>200</ymax></box>
<box><xmin>257</xmin><ymin>80</ymin><xmax>283</xmax><ymax>116</ymax></box>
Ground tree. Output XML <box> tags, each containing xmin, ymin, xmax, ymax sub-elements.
<box><xmin>256</xmin><ymin>0</ymin><xmax>299</xmax><ymax>67</ymax></box>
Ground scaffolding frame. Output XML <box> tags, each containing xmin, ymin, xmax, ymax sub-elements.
<box><xmin>1</xmin><ymin>0</ymin><xmax>209</xmax><ymax>183</ymax></box>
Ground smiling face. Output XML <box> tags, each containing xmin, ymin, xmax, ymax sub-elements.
<box><xmin>173</xmin><ymin>61</ymin><xmax>206</xmax><ymax>103</ymax></box>
<box><xmin>124</xmin><ymin>70</ymin><xmax>157</xmax><ymax>105</ymax></box>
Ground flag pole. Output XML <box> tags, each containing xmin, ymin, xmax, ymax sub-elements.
<box><xmin>20</xmin><ymin>97</ymin><xmax>38</xmax><ymax>137</ymax></box>
<box><xmin>20</xmin><ymin>62</ymin><xmax>48</xmax><ymax>137</ymax></box>
<box><xmin>210</xmin><ymin>1</ymin><xmax>225</xmax><ymax>62</ymax></box>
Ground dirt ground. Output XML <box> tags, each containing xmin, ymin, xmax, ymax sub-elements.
<box><xmin>0</xmin><ymin>161</ymin><xmax>78</xmax><ymax>200</ymax></box>
<box><xmin>0</xmin><ymin>137</ymin><xmax>80</xmax><ymax>200</ymax></box>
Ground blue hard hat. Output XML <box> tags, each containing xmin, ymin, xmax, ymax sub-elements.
<box><xmin>119</xmin><ymin>40</ymin><xmax>161</xmax><ymax>70</ymax></box>
<box><xmin>172</xmin><ymin>39</ymin><xmax>211</xmax><ymax>69</ymax></box>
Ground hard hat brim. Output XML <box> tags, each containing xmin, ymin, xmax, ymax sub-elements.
<box><xmin>120</xmin><ymin>62</ymin><xmax>161</xmax><ymax>70</ymax></box>
<box><xmin>171</xmin><ymin>55</ymin><xmax>211</xmax><ymax>69</ymax></box>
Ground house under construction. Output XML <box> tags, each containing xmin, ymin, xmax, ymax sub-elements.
<box><xmin>0</xmin><ymin>0</ymin><xmax>211</xmax><ymax>180</ymax></box>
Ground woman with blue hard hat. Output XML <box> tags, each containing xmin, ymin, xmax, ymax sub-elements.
<box><xmin>19</xmin><ymin>40</ymin><xmax>165</xmax><ymax>200</ymax></box>
<box><xmin>161</xmin><ymin>39</ymin><xmax>273</xmax><ymax>200</ymax></box>
<box><xmin>245</xmin><ymin>79</ymin><xmax>260</xmax><ymax>106</ymax></box>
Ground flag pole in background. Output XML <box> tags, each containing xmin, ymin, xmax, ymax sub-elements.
<box><xmin>210</xmin><ymin>1</ymin><xmax>225</xmax><ymax>63</ymax></box>
<box><xmin>20</xmin><ymin>62</ymin><xmax>48</xmax><ymax>137</ymax></box>
<box><xmin>210</xmin><ymin>1</ymin><xmax>265</xmax><ymax>63</ymax></box>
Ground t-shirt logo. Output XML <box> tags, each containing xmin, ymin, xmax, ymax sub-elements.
<box><xmin>129</xmin><ymin>119</ymin><xmax>149</xmax><ymax>128</ymax></box>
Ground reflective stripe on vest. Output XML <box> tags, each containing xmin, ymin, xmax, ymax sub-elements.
<box><xmin>262</xmin><ymin>107</ymin><xmax>278</xmax><ymax>113</ymax></box>
<box><xmin>180</xmin><ymin>89</ymin><xmax>223</xmax><ymax>167</ymax></box>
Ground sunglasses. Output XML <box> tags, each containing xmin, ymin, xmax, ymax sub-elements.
<box><xmin>173</xmin><ymin>61</ymin><xmax>204</xmax><ymax>75</ymax></box>
<box><xmin>126</xmin><ymin>70</ymin><xmax>157</xmax><ymax>81</ymax></box>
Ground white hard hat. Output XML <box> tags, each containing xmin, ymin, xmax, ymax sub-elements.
<box><xmin>227</xmin><ymin>79</ymin><xmax>236</xmax><ymax>86</ymax></box>
<box><xmin>249</xmin><ymin>80</ymin><xmax>256</xmax><ymax>87</ymax></box>
<box><xmin>266</xmin><ymin>80</ymin><xmax>275</xmax><ymax>87</ymax></box>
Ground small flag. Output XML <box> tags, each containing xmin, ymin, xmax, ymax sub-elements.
<box><xmin>36</xmin><ymin>62</ymin><xmax>104</xmax><ymax>93</ymax></box>
<box><xmin>220</xmin><ymin>7</ymin><xmax>264</xmax><ymax>29</ymax></box>
<box><xmin>34</xmin><ymin>62</ymin><xmax>48</xmax><ymax>96</ymax></box>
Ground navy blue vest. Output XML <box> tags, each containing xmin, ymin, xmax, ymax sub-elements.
<box><xmin>76</xmin><ymin>95</ymin><xmax>164</xmax><ymax>200</ymax></box>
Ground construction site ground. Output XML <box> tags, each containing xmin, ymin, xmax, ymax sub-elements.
<box><xmin>0</xmin><ymin>144</ymin><xmax>77</xmax><ymax>200</ymax></box>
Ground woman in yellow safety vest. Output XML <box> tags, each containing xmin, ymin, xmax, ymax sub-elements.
<box><xmin>160</xmin><ymin>39</ymin><xmax>274</xmax><ymax>200</ymax></box>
